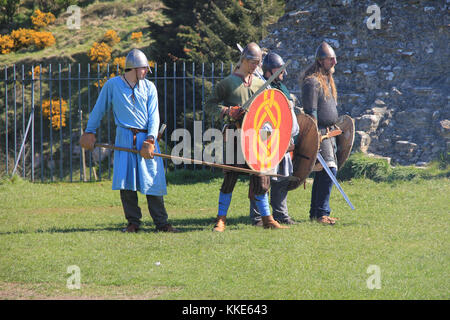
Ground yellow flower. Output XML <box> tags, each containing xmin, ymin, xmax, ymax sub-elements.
<box><xmin>41</xmin><ymin>99</ymin><xmax>68</xmax><ymax>130</ymax></box>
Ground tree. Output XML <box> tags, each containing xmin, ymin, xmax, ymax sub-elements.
<box><xmin>0</xmin><ymin>0</ymin><xmax>20</xmax><ymax>25</ymax></box>
<box><xmin>148</xmin><ymin>0</ymin><xmax>285</xmax><ymax>65</ymax></box>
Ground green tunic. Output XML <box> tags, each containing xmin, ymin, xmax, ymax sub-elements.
<box><xmin>204</xmin><ymin>74</ymin><xmax>265</xmax><ymax>119</ymax></box>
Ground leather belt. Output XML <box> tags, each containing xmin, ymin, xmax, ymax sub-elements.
<box><xmin>129</xmin><ymin>128</ymin><xmax>148</xmax><ymax>146</ymax></box>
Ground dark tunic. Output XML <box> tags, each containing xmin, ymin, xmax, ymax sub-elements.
<box><xmin>301</xmin><ymin>76</ymin><xmax>339</xmax><ymax>168</ymax></box>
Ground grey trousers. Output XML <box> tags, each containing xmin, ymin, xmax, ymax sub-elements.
<box><xmin>249</xmin><ymin>178</ymin><xmax>291</xmax><ymax>223</ymax></box>
<box><xmin>120</xmin><ymin>190</ymin><xmax>169</xmax><ymax>228</ymax></box>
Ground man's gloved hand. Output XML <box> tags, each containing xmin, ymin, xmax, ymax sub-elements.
<box><xmin>79</xmin><ymin>132</ymin><xmax>96</xmax><ymax>151</ymax></box>
<box><xmin>228</xmin><ymin>106</ymin><xmax>245</xmax><ymax>120</ymax></box>
<box><xmin>140</xmin><ymin>138</ymin><xmax>155</xmax><ymax>159</ymax></box>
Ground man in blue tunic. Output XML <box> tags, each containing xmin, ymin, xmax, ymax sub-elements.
<box><xmin>79</xmin><ymin>48</ymin><xmax>179</xmax><ymax>233</ymax></box>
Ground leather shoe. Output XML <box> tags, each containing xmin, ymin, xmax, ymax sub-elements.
<box><xmin>314</xmin><ymin>216</ymin><xmax>336</xmax><ymax>225</ymax></box>
<box><xmin>122</xmin><ymin>223</ymin><xmax>139</xmax><ymax>233</ymax></box>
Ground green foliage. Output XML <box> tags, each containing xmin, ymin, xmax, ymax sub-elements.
<box><xmin>0</xmin><ymin>0</ymin><xmax>20</xmax><ymax>25</ymax></box>
<box><xmin>33</xmin><ymin>0</ymin><xmax>92</xmax><ymax>15</ymax></box>
<box><xmin>338</xmin><ymin>152</ymin><xmax>391</xmax><ymax>182</ymax></box>
<box><xmin>338</xmin><ymin>152</ymin><xmax>450</xmax><ymax>182</ymax></box>
<box><xmin>149</xmin><ymin>0</ymin><xmax>285</xmax><ymax>65</ymax></box>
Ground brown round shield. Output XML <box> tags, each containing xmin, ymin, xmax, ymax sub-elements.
<box><xmin>240</xmin><ymin>89</ymin><xmax>292</xmax><ymax>172</ymax></box>
<box><xmin>336</xmin><ymin>115</ymin><xmax>355</xmax><ymax>169</ymax></box>
<box><xmin>288</xmin><ymin>113</ymin><xmax>320</xmax><ymax>190</ymax></box>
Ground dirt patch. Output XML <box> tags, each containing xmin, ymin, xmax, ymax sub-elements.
<box><xmin>0</xmin><ymin>282</ymin><xmax>180</xmax><ymax>300</ymax></box>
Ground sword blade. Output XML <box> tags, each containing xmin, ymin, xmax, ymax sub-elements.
<box><xmin>240</xmin><ymin>59</ymin><xmax>291</xmax><ymax>111</ymax></box>
<box><xmin>316</xmin><ymin>153</ymin><xmax>355</xmax><ymax>210</ymax></box>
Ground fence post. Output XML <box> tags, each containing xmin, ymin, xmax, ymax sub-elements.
<box><xmin>4</xmin><ymin>66</ymin><xmax>8</xmax><ymax>175</ymax></box>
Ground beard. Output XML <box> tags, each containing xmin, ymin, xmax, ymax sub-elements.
<box><xmin>324</xmin><ymin>66</ymin><xmax>335</xmax><ymax>75</ymax></box>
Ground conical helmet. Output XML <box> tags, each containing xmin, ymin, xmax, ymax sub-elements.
<box><xmin>125</xmin><ymin>48</ymin><xmax>152</xmax><ymax>73</ymax></box>
<box><xmin>241</xmin><ymin>42</ymin><xmax>262</xmax><ymax>61</ymax></box>
<box><xmin>262</xmin><ymin>52</ymin><xmax>287</xmax><ymax>75</ymax></box>
<box><xmin>315</xmin><ymin>41</ymin><xmax>336</xmax><ymax>60</ymax></box>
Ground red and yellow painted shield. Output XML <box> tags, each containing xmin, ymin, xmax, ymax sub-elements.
<box><xmin>240</xmin><ymin>89</ymin><xmax>292</xmax><ymax>172</ymax></box>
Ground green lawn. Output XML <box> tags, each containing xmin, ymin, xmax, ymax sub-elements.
<box><xmin>0</xmin><ymin>173</ymin><xmax>448</xmax><ymax>299</ymax></box>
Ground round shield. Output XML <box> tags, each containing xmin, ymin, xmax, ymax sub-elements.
<box><xmin>288</xmin><ymin>113</ymin><xmax>320</xmax><ymax>190</ymax></box>
<box><xmin>336</xmin><ymin>115</ymin><xmax>355</xmax><ymax>169</ymax></box>
<box><xmin>240</xmin><ymin>89</ymin><xmax>292</xmax><ymax>172</ymax></box>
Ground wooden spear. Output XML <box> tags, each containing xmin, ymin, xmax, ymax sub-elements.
<box><xmin>94</xmin><ymin>143</ymin><xmax>299</xmax><ymax>181</ymax></box>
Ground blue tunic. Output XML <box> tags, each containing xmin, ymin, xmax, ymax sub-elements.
<box><xmin>85</xmin><ymin>76</ymin><xmax>167</xmax><ymax>196</ymax></box>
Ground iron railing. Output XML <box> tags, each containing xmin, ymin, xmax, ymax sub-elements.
<box><xmin>0</xmin><ymin>62</ymin><xmax>234</xmax><ymax>182</ymax></box>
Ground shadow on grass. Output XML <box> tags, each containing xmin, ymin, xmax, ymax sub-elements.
<box><xmin>0</xmin><ymin>216</ymin><xmax>258</xmax><ymax>235</ymax></box>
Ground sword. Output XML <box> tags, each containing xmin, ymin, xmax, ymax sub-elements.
<box><xmin>316</xmin><ymin>153</ymin><xmax>355</xmax><ymax>210</ymax></box>
<box><xmin>94</xmin><ymin>143</ymin><xmax>300</xmax><ymax>181</ymax></box>
<box><xmin>240</xmin><ymin>58</ymin><xmax>291</xmax><ymax>111</ymax></box>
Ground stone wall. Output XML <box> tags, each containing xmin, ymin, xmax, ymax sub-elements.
<box><xmin>260</xmin><ymin>0</ymin><xmax>449</xmax><ymax>165</ymax></box>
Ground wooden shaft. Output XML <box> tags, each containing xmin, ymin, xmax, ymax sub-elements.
<box><xmin>94</xmin><ymin>143</ymin><xmax>297</xmax><ymax>180</ymax></box>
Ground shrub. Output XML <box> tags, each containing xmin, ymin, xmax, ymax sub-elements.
<box><xmin>130</xmin><ymin>31</ymin><xmax>142</xmax><ymax>43</ymax></box>
<box><xmin>102</xmin><ymin>30</ymin><xmax>120</xmax><ymax>46</ymax></box>
<box><xmin>338</xmin><ymin>152</ymin><xmax>391</xmax><ymax>182</ymax></box>
<box><xmin>41</xmin><ymin>99</ymin><xmax>68</xmax><ymax>130</ymax></box>
<box><xmin>0</xmin><ymin>34</ymin><xmax>14</xmax><ymax>54</ymax></box>
<box><xmin>112</xmin><ymin>56</ymin><xmax>125</xmax><ymax>71</ymax></box>
<box><xmin>31</xmin><ymin>9</ymin><xmax>56</xmax><ymax>29</ymax></box>
<box><xmin>28</xmin><ymin>65</ymin><xmax>47</xmax><ymax>78</ymax></box>
<box><xmin>32</xmin><ymin>30</ymin><xmax>56</xmax><ymax>48</ymax></box>
<box><xmin>88</xmin><ymin>42</ymin><xmax>112</xmax><ymax>68</ymax></box>
<box><xmin>9</xmin><ymin>28</ymin><xmax>55</xmax><ymax>51</ymax></box>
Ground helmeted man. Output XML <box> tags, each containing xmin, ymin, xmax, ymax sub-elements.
<box><xmin>79</xmin><ymin>48</ymin><xmax>179</xmax><ymax>233</ymax></box>
<box><xmin>205</xmin><ymin>42</ymin><xmax>288</xmax><ymax>231</ymax></box>
<box><xmin>249</xmin><ymin>52</ymin><xmax>299</xmax><ymax>226</ymax></box>
<box><xmin>300</xmin><ymin>41</ymin><xmax>340</xmax><ymax>225</ymax></box>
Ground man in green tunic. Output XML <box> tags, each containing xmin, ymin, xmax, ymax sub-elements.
<box><xmin>205</xmin><ymin>42</ymin><xmax>288</xmax><ymax>232</ymax></box>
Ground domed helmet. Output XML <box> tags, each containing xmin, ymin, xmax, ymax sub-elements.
<box><xmin>125</xmin><ymin>48</ymin><xmax>152</xmax><ymax>73</ymax></box>
<box><xmin>241</xmin><ymin>42</ymin><xmax>262</xmax><ymax>62</ymax></box>
<box><xmin>315</xmin><ymin>41</ymin><xmax>336</xmax><ymax>62</ymax></box>
<box><xmin>262</xmin><ymin>52</ymin><xmax>287</xmax><ymax>75</ymax></box>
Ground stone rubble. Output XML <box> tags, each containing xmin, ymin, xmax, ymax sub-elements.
<box><xmin>260</xmin><ymin>0</ymin><xmax>449</xmax><ymax>165</ymax></box>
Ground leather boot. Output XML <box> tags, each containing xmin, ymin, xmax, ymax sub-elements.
<box><xmin>262</xmin><ymin>215</ymin><xmax>289</xmax><ymax>229</ymax></box>
<box><xmin>213</xmin><ymin>215</ymin><xmax>226</xmax><ymax>232</ymax></box>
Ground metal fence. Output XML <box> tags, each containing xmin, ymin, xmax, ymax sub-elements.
<box><xmin>0</xmin><ymin>62</ymin><xmax>233</xmax><ymax>182</ymax></box>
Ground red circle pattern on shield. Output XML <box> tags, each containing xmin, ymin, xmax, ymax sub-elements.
<box><xmin>240</xmin><ymin>89</ymin><xmax>292</xmax><ymax>172</ymax></box>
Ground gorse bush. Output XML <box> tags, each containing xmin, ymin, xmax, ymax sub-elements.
<box><xmin>2</xmin><ymin>28</ymin><xmax>55</xmax><ymax>54</ymax></box>
<box><xmin>0</xmin><ymin>34</ymin><xmax>14</xmax><ymax>54</ymax></box>
<box><xmin>102</xmin><ymin>29</ymin><xmax>121</xmax><ymax>46</ymax></box>
<box><xmin>0</xmin><ymin>9</ymin><xmax>56</xmax><ymax>54</ymax></box>
<box><xmin>131</xmin><ymin>32</ymin><xmax>142</xmax><ymax>43</ymax></box>
<box><xmin>88</xmin><ymin>41</ymin><xmax>112</xmax><ymax>68</ymax></box>
<box><xmin>41</xmin><ymin>99</ymin><xmax>68</xmax><ymax>130</ymax></box>
<box><xmin>31</xmin><ymin>9</ymin><xmax>56</xmax><ymax>29</ymax></box>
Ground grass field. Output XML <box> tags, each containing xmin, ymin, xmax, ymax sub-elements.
<box><xmin>0</xmin><ymin>172</ymin><xmax>448</xmax><ymax>300</ymax></box>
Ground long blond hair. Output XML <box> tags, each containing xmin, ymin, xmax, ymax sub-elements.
<box><xmin>299</xmin><ymin>61</ymin><xmax>337</xmax><ymax>102</ymax></box>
